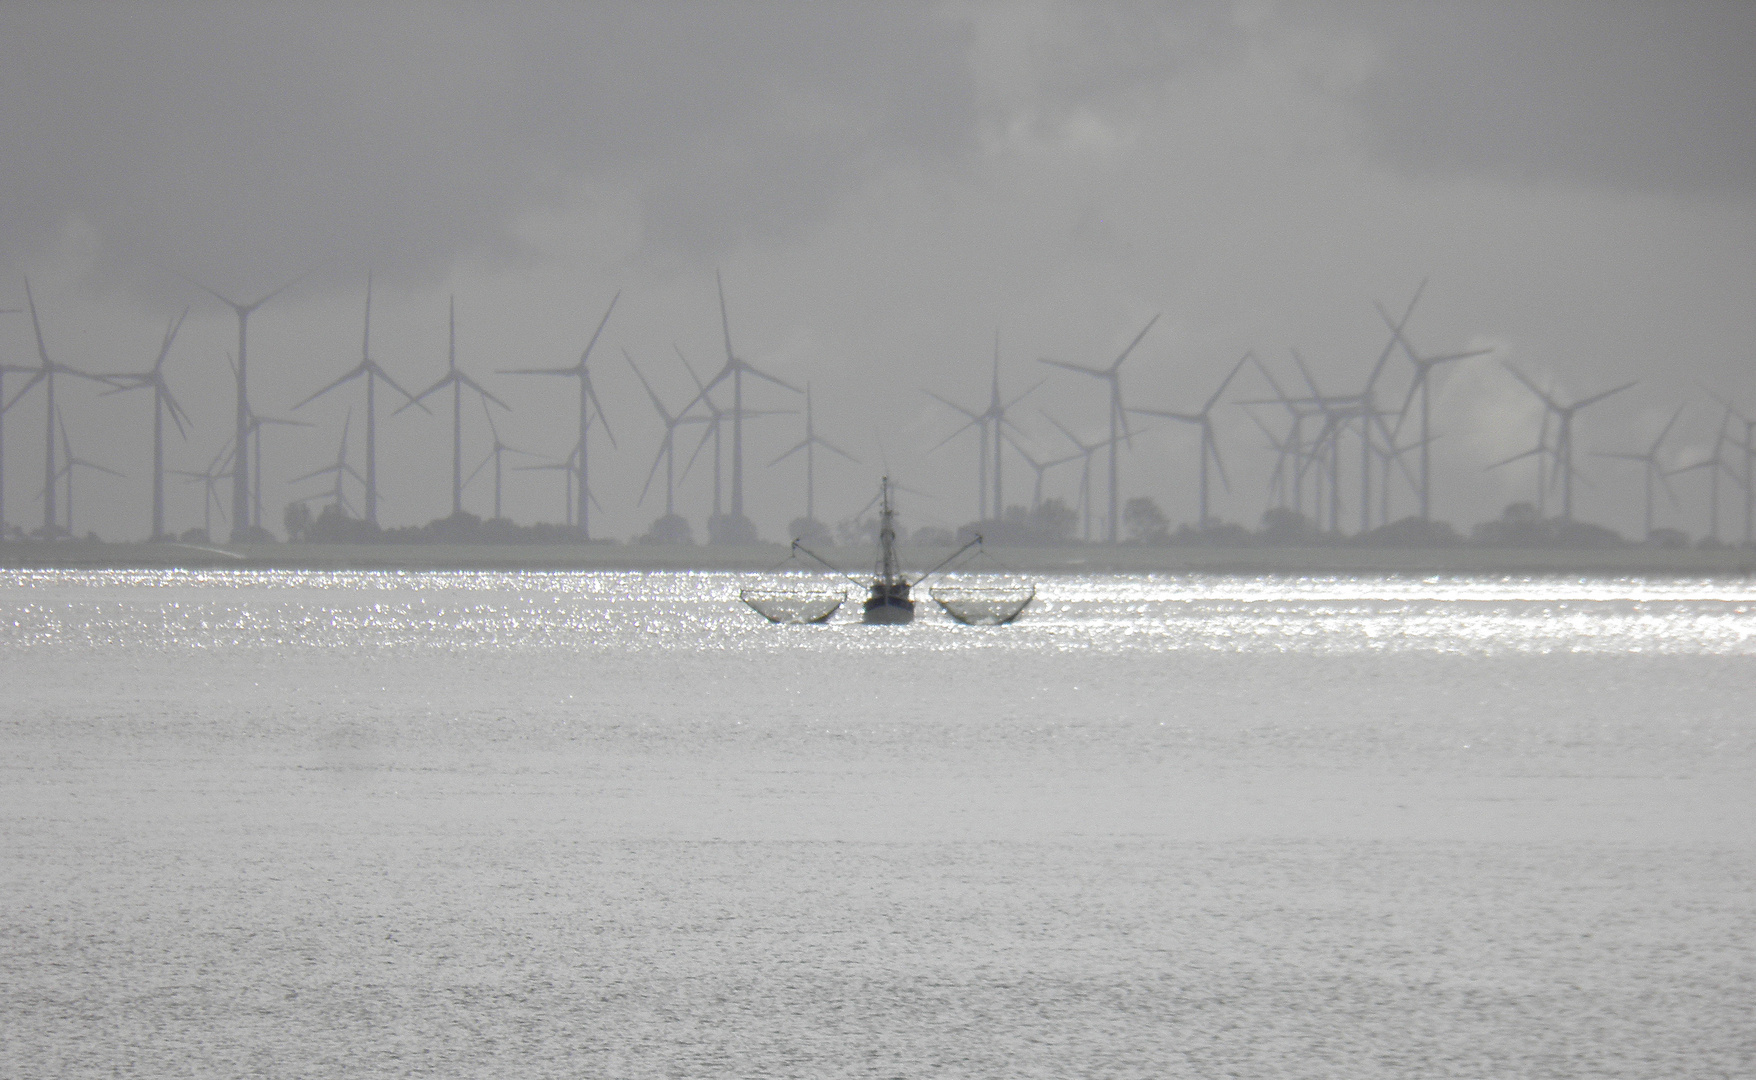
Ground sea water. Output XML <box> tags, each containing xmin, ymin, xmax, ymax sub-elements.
<box><xmin>2</xmin><ymin>569</ymin><xmax>1752</xmax><ymax>1078</ymax></box>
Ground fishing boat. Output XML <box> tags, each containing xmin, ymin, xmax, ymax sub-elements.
<box><xmin>742</xmin><ymin>476</ymin><xmax>1033</xmax><ymax>626</ymax></box>
<box><xmin>862</xmin><ymin>478</ymin><xmax>914</xmax><ymax>624</ymax></box>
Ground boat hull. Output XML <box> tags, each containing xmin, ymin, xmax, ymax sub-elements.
<box><xmin>862</xmin><ymin>582</ymin><xmax>915</xmax><ymax>624</ymax></box>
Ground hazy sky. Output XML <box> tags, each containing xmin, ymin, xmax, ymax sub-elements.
<box><xmin>2</xmin><ymin>1</ymin><xmax>1753</xmax><ymax>541</ymax></box>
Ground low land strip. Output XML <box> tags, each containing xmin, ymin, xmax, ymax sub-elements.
<box><xmin>4</xmin><ymin>541</ymin><xmax>1755</xmax><ymax>576</ymax></box>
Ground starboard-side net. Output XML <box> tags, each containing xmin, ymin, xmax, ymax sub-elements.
<box><xmin>930</xmin><ymin>584</ymin><xmax>1036</xmax><ymax>625</ymax></box>
<box><xmin>740</xmin><ymin>587</ymin><xmax>847</xmax><ymax>624</ymax></box>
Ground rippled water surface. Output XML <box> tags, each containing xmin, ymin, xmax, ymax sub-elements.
<box><xmin>3</xmin><ymin>570</ymin><xmax>1753</xmax><ymax>1077</ymax></box>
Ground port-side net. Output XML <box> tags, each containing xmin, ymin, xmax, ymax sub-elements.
<box><xmin>929</xmin><ymin>584</ymin><xmax>1036</xmax><ymax>625</ymax></box>
<box><xmin>739</xmin><ymin>586</ymin><xmax>847</xmax><ymax>624</ymax></box>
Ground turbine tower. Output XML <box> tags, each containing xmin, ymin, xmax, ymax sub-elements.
<box><xmin>770</xmin><ymin>382</ymin><xmax>859</xmax><ymax>524</ymax></box>
<box><xmin>1704</xmin><ymin>390</ymin><xmax>1756</xmax><ymax>547</ymax></box>
<box><xmin>288</xmin><ymin>410</ymin><xmax>365</xmax><ymax>517</ymax></box>
<box><xmin>99</xmin><ymin>310</ymin><xmax>192</xmax><ymax>540</ymax></box>
<box><xmin>1592</xmin><ymin>404</ymin><xmax>1684</xmax><ymax>539</ymax></box>
<box><xmin>180</xmin><ymin>268</ymin><xmax>312</xmax><ymax>541</ymax></box>
<box><xmin>502</xmin><ymin>292</ymin><xmax>618</xmax><ymax>538</ymax></box>
<box><xmin>516</xmin><ymin>446</ymin><xmax>598</xmax><ymax>529</ymax></box>
<box><xmin>1501</xmin><ymin>363</ymin><xmax>1636</xmax><ymax>521</ymax></box>
<box><xmin>682</xmin><ymin>272</ymin><xmax>803</xmax><ymax>536</ymax></box>
<box><xmin>46</xmin><ymin>408</ymin><xmax>126</xmax><ymax>538</ymax></box>
<box><xmin>1240</xmin><ymin>353</ymin><xmax>1326</xmax><ymax>522</ymax></box>
<box><xmin>928</xmin><ymin>332</ymin><xmax>1044</xmax><ymax>521</ymax></box>
<box><xmin>13</xmin><ymin>280</ymin><xmax>111</xmax><ymax>535</ymax></box>
<box><xmin>294</xmin><ymin>272</ymin><xmax>423</xmax><ymax>525</ymax></box>
<box><xmin>1484</xmin><ymin>409</ymin><xmax>1557</xmax><ymax>518</ymax></box>
<box><xmin>1001</xmin><ymin>431</ymin><xmax>1081</xmax><ymax>512</ymax></box>
<box><xmin>623</xmin><ymin>348</ymin><xmax>709</xmax><ymax>522</ymax></box>
<box><xmin>170</xmin><ymin>444</ymin><xmax>234</xmax><ymax>539</ymax></box>
<box><xmin>1128</xmin><ymin>351</ymin><xmax>1253</xmax><ymax>529</ymax></box>
<box><xmin>223</xmin><ymin>350</ymin><xmax>314</xmax><ymax>533</ymax></box>
<box><xmin>1378</xmin><ymin>295</ymin><xmax>1491</xmax><ymax>521</ymax></box>
<box><xmin>463</xmin><ymin>399</ymin><xmax>536</xmax><ymax>521</ymax></box>
<box><xmin>1039</xmin><ymin>314</ymin><xmax>1159</xmax><ymax>543</ymax></box>
<box><xmin>1041</xmin><ymin>412</ymin><xmax>1124</xmax><ymax>542</ymax></box>
<box><xmin>402</xmin><ymin>297</ymin><xmax>511</xmax><ymax>519</ymax></box>
<box><xmin>1667</xmin><ymin>409</ymin><xmax>1738</xmax><ymax>543</ymax></box>
<box><xmin>0</xmin><ymin>302</ymin><xmax>32</xmax><ymax>533</ymax></box>
<box><xmin>675</xmin><ymin>345</ymin><xmax>790</xmax><ymax>526</ymax></box>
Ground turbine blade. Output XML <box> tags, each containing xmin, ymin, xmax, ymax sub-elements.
<box><xmin>816</xmin><ymin>436</ymin><xmax>860</xmax><ymax>464</ymax></box>
<box><xmin>1484</xmin><ymin>445</ymin><xmax>1544</xmax><ymax>472</ymax></box>
<box><xmin>369</xmin><ymin>363</ymin><xmax>427</xmax><ymax>409</ymax></box>
<box><xmin>924</xmin><ymin>389</ymin><xmax>981</xmax><ymax>420</ymax></box>
<box><xmin>623</xmin><ymin>348</ymin><xmax>672</xmax><ymax>421</ymax></box>
<box><xmin>463</xmin><ymin>450</ymin><xmax>494</xmax><ymax>489</ymax></box>
<box><xmin>1038</xmin><ymin>357</ymin><xmax>1105</xmax><ymax>378</ymax></box>
<box><xmin>1501</xmin><ymin>361</ymin><xmax>1562</xmax><ymax>411</ymax></box>
<box><xmin>1574</xmin><ymin>380</ymin><xmax>1637</xmax><ymax>410</ymax></box>
<box><xmin>459</xmin><ymin>374</ymin><xmax>512</xmax><ymax>411</ymax></box>
<box><xmin>585</xmin><ymin>378</ymin><xmax>616</xmax><ymax>447</ymax></box>
<box><xmin>578</xmin><ymin>290</ymin><xmax>620</xmax><ymax>368</ymax></box>
<box><xmin>741</xmin><ymin>361</ymin><xmax>803</xmax><ymax>395</ymax></box>
<box><xmin>292</xmin><ymin>365</ymin><xmax>365</xmax><ymax>410</ymax></box>
<box><xmin>1204</xmin><ymin>350</ymin><xmax>1252</xmax><ymax>414</ymax></box>
<box><xmin>1113</xmin><ymin>313</ymin><xmax>1160</xmax><ymax>370</ymax></box>
<box><xmin>768</xmin><ymin>439</ymin><xmax>809</xmax><ymax>467</ymax></box>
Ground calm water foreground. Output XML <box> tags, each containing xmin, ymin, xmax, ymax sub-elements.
<box><xmin>2</xmin><ymin>569</ymin><xmax>1752</xmax><ymax>1078</ymax></box>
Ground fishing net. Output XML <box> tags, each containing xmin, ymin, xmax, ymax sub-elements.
<box><xmin>930</xmin><ymin>585</ymin><xmax>1036</xmax><ymax>625</ymax></box>
<box><xmin>740</xmin><ymin>588</ymin><xmax>847</xmax><ymax>624</ymax></box>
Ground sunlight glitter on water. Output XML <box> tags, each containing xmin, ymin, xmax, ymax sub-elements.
<box><xmin>5</xmin><ymin>568</ymin><xmax>1753</xmax><ymax>657</ymax></box>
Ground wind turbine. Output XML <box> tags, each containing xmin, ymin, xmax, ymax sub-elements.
<box><xmin>623</xmin><ymin>349</ymin><xmax>707</xmax><ymax>522</ymax></box>
<box><xmin>0</xmin><ymin>302</ymin><xmax>31</xmax><ymax>534</ymax></box>
<box><xmin>1041</xmin><ymin>412</ymin><xmax>1125</xmax><ymax>542</ymax></box>
<box><xmin>679</xmin><ymin>272</ymin><xmax>803</xmax><ymax>532</ymax></box>
<box><xmin>1039</xmin><ymin>313</ymin><xmax>1159</xmax><ymax>544</ymax></box>
<box><xmin>1704</xmin><ymin>389</ymin><xmax>1756</xmax><ymax>546</ymax></box>
<box><xmin>1127</xmin><ymin>351</ymin><xmax>1253</xmax><ymax>529</ymax></box>
<box><xmin>288</xmin><ymin>409</ymin><xmax>366</xmax><ymax>517</ymax></box>
<box><xmin>1249</xmin><ymin>349</ymin><xmax>1359</xmax><ymax>532</ymax></box>
<box><xmin>45</xmin><ymin>408</ymin><xmax>126</xmax><ymax>538</ymax></box>
<box><xmin>400</xmin><ymin>297</ymin><xmax>511</xmax><ymax>519</ymax></box>
<box><xmin>463</xmin><ymin>398</ymin><xmax>537</xmax><ymax>521</ymax></box>
<box><xmin>170</xmin><ymin>443</ymin><xmax>234</xmax><ymax>539</ymax></box>
<box><xmin>223</xmin><ymin>351</ymin><xmax>315</xmax><ymax>534</ymax></box>
<box><xmin>1501</xmin><ymin>363</ymin><xmax>1637</xmax><ymax>521</ymax></box>
<box><xmin>516</xmin><ymin>445</ymin><xmax>600</xmax><ymax>529</ymax></box>
<box><xmin>178</xmin><ymin>267</ymin><xmax>315</xmax><ymax>540</ymax></box>
<box><xmin>1666</xmin><ymin>409</ymin><xmax>1739</xmax><ymax>544</ymax></box>
<box><xmin>12</xmin><ymin>279</ymin><xmax>110</xmax><ymax>536</ymax></box>
<box><xmin>1592</xmin><ymin>404</ymin><xmax>1685</xmax><ymax>540</ymax></box>
<box><xmin>770</xmin><ymin>382</ymin><xmax>859</xmax><ymax>524</ymax></box>
<box><xmin>927</xmin><ymin>333</ymin><xmax>1045</xmax><ymax>521</ymax></box>
<box><xmin>1378</xmin><ymin>294</ymin><xmax>1492</xmax><ymax>521</ymax></box>
<box><xmin>294</xmin><ymin>272</ymin><xmax>423</xmax><ymax>525</ymax></box>
<box><xmin>1001</xmin><ymin>431</ymin><xmax>1081</xmax><ymax>512</ymax></box>
<box><xmin>1240</xmin><ymin>352</ymin><xmax>1327</xmax><ymax>521</ymax></box>
<box><xmin>1484</xmin><ymin>408</ymin><xmax>1556</xmax><ymax>517</ymax></box>
<box><xmin>1243</xmin><ymin>407</ymin><xmax>1302</xmax><ymax>511</ymax></box>
<box><xmin>97</xmin><ymin>309</ymin><xmax>192</xmax><ymax>540</ymax></box>
<box><xmin>675</xmin><ymin>344</ymin><xmax>791</xmax><ymax>530</ymax></box>
<box><xmin>502</xmin><ymin>292</ymin><xmax>618</xmax><ymax>537</ymax></box>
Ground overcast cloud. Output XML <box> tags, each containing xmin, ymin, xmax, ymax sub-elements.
<box><xmin>2</xmin><ymin>0</ymin><xmax>1752</xmax><ymax>542</ymax></box>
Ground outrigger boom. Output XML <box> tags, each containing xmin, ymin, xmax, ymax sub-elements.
<box><xmin>745</xmin><ymin>477</ymin><xmax>1033</xmax><ymax>626</ymax></box>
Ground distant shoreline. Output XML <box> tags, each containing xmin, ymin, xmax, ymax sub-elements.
<box><xmin>4</xmin><ymin>541</ymin><xmax>1756</xmax><ymax>577</ymax></box>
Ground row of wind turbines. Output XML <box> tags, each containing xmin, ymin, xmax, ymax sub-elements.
<box><xmin>2</xmin><ymin>272</ymin><xmax>1751</xmax><ymax>546</ymax></box>
<box><xmin>922</xmin><ymin>280</ymin><xmax>1755</xmax><ymax>546</ymax></box>
<box><xmin>0</xmin><ymin>269</ymin><xmax>848</xmax><ymax>544</ymax></box>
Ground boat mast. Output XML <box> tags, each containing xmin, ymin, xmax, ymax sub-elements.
<box><xmin>878</xmin><ymin>476</ymin><xmax>901</xmax><ymax>585</ymax></box>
